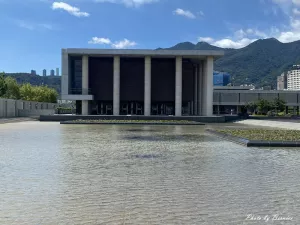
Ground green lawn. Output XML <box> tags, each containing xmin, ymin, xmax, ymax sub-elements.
<box><xmin>216</xmin><ymin>129</ymin><xmax>300</xmax><ymax>141</ymax></box>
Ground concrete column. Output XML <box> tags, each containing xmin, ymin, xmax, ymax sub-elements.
<box><xmin>197</xmin><ymin>63</ymin><xmax>202</xmax><ymax>116</ymax></box>
<box><xmin>113</xmin><ymin>56</ymin><xmax>120</xmax><ymax>116</ymax></box>
<box><xmin>82</xmin><ymin>55</ymin><xmax>89</xmax><ymax>115</ymax></box>
<box><xmin>61</xmin><ymin>49</ymin><xmax>69</xmax><ymax>95</ymax></box>
<box><xmin>144</xmin><ymin>56</ymin><xmax>151</xmax><ymax>116</ymax></box>
<box><xmin>82</xmin><ymin>55</ymin><xmax>89</xmax><ymax>94</ymax></box>
<box><xmin>202</xmin><ymin>56</ymin><xmax>214</xmax><ymax>116</ymax></box>
<box><xmin>175</xmin><ymin>56</ymin><xmax>182</xmax><ymax>116</ymax></box>
<box><xmin>82</xmin><ymin>100</ymin><xmax>89</xmax><ymax>115</ymax></box>
<box><xmin>194</xmin><ymin>65</ymin><xmax>198</xmax><ymax>115</ymax></box>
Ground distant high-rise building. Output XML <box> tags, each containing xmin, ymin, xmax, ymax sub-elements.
<box><xmin>287</xmin><ymin>65</ymin><xmax>300</xmax><ymax>90</ymax></box>
<box><xmin>31</xmin><ymin>70</ymin><xmax>36</xmax><ymax>75</ymax></box>
<box><xmin>213</xmin><ymin>71</ymin><xmax>231</xmax><ymax>86</ymax></box>
<box><xmin>56</xmin><ymin>68</ymin><xmax>59</xmax><ymax>76</ymax></box>
<box><xmin>50</xmin><ymin>69</ymin><xmax>55</xmax><ymax>76</ymax></box>
<box><xmin>43</xmin><ymin>69</ymin><xmax>47</xmax><ymax>77</ymax></box>
<box><xmin>277</xmin><ymin>72</ymin><xmax>287</xmax><ymax>90</ymax></box>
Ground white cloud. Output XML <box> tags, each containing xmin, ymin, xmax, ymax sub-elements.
<box><xmin>277</xmin><ymin>18</ymin><xmax>300</xmax><ymax>42</ymax></box>
<box><xmin>18</xmin><ymin>21</ymin><xmax>35</xmax><ymax>30</ymax></box>
<box><xmin>200</xmin><ymin>18</ymin><xmax>300</xmax><ymax>49</ymax></box>
<box><xmin>293</xmin><ymin>0</ymin><xmax>300</xmax><ymax>5</ymax></box>
<box><xmin>291</xmin><ymin>17</ymin><xmax>300</xmax><ymax>29</ymax></box>
<box><xmin>197</xmin><ymin>27</ymin><xmax>268</xmax><ymax>49</ymax></box>
<box><xmin>293</xmin><ymin>8</ymin><xmax>300</xmax><ymax>15</ymax></box>
<box><xmin>95</xmin><ymin>0</ymin><xmax>159</xmax><ymax>7</ymax></box>
<box><xmin>277</xmin><ymin>31</ymin><xmax>300</xmax><ymax>41</ymax></box>
<box><xmin>88</xmin><ymin>37</ymin><xmax>137</xmax><ymax>48</ymax></box>
<box><xmin>198</xmin><ymin>37</ymin><xmax>214</xmax><ymax>43</ymax></box>
<box><xmin>213</xmin><ymin>38</ymin><xmax>257</xmax><ymax>49</ymax></box>
<box><xmin>198</xmin><ymin>11</ymin><xmax>204</xmax><ymax>16</ymax></box>
<box><xmin>88</xmin><ymin>37</ymin><xmax>112</xmax><ymax>44</ymax></box>
<box><xmin>16</xmin><ymin>20</ymin><xmax>53</xmax><ymax>30</ymax></box>
<box><xmin>96</xmin><ymin>0</ymin><xmax>116</xmax><ymax>2</ymax></box>
<box><xmin>248</xmin><ymin>29</ymin><xmax>268</xmax><ymax>38</ymax></box>
<box><xmin>112</xmin><ymin>39</ymin><xmax>137</xmax><ymax>48</ymax></box>
<box><xmin>195</xmin><ymin>0</ymin><xmax>300</xmax><ymax>48</ymax></box>
<box><xmin>234</xmin><ymin>29</ymin><xmax>247</xmax><ymax>39</ymax></box>
<box><xmin>52</xmin><ymin>2</ymin><xmax>89</xmax><ymax>17</ymax></box>
<box><xmin>40</xmin><ymin>23</ymin><xmax>53</xmax><ymax>30</ymax></box>
<box><xmin>173</xmin><ymin>8</ymin><xmax>196</xmax><ymax>19</ymax></box>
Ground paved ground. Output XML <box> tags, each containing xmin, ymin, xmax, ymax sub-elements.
<box><xmin>0</xmin><ymin>117</ymin><xmax>37</xmax><ymax>124</ymax></box>
<box><xmin>235</xmin><ymin>119</ymin><xmax>300</xmax><ymax>130</ymax></box>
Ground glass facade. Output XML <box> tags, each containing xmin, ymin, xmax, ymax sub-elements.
<box><xmin>213</xmin><ymin>72</ymin><xmax>231</xmax><ymax>86</ymax></box>
<box><xmin>70</xmin><ymin>57</ymin><xmax>83</xmax><ymax>93</ymax></box>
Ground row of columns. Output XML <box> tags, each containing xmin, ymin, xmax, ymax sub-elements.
<box><xmin>81</xmin><ymin>55</ymin><xmax>213</xmax><ymax>116</ymax></box>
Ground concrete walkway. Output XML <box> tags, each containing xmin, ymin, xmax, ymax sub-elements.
<box><xmin>0</xmin><ymin>117</ymin><xmax>37</xmax><ymax>124</ymax></box>
<box><xmin>235</xmin><ymin>119</ymin><xmax>300</xmax><ymax>130</ymax></box>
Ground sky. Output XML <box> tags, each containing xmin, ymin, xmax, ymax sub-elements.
<box><xmin>1</xmin><ymin>0</ymin><xmax>300</xmax><ymax>73</ymax></box>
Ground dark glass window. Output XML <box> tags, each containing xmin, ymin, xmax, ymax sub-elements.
<box><xmin>70</xmin><ymin>57</ymin><xmax>82</xmax><ymax>92</ymax></box>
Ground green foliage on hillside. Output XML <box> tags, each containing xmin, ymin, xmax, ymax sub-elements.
<box><xmin>4</xmin><ymin>73</ymin><xmax>61</xmax><ymax>94</ymax></box>
<box><xmin>0</xmin><ymin>73</ymin><xmax>58</xmax><ymax>103</ymax></box>
<box><xmin>166</xmin><ymin>38</ymin><xmax>300</xmax><ymax>88</ymax></box>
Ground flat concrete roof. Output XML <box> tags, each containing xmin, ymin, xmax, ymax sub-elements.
<box><xmin>214</xmin><ymin>86</ymin><xmax>254</xmax><ymax>90</ymax></box>
<box><xmin>63</xmin><ymin>48</ymin><xmax>224</xmax><ymax>59</ymax></box>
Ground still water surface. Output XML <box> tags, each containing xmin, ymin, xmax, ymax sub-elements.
<box><xmin>0</xmin><ymin>122</ymin><xmax>299</xmax><ymax>224</ymax></box>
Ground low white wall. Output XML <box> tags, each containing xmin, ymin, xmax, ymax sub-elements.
<box><xmin>7</xmin><ymin>99</ymin><xmax>17</xmax><ymax>117</ymax></box>
<box><xmin>0</xmin><ymin>98</ymin><xmax>58</xmax><ymax>118</ymax></box>
<box><xmin>0</xmin><ymin>99</ymin><xmax>5</xmax><ymax>117</ymax></box>
<box><xmin>18</xmin><ymin>109</ymin><xmax>55</xmax><ymax>117</ymax></box>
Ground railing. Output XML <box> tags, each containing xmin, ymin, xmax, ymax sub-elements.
<box><xmin>69</xmin><ymin>88</ymin><xmax>92</xmax><ymax>95</ymax></box>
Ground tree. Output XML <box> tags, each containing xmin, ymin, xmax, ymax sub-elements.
<box><xmin>4</xmin><ymin>77</ymin><xmax>20</xmax><ymax>99</ymax></box>
<box><xmin>19</xmin><ymin>83</ymin><xmax>58</xmax><ymax>103</ymax></box>
<box><xmin>273</xmin><ymin>97</ymin><xmax>286</xmax><ymax>112</ymax></box>
<box><xmin>20</xmin><ymin>83</ymin><xmax>34</xmax><ymax>101</ymax></box>
<box><xmin>257</xmin><ymin>99</ymin><xmax>272</xmax><ymax>114</ymax></box>
<box><xmin>0</xmin><ymin>72</ymin><xmax>7</xmax><ymax>97</ymax></box>
<box><xmin>245</xmin><ymin>102</ymin><xmax>257</xmax><ymax>114</ymax></box>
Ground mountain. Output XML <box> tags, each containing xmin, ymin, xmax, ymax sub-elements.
<box><xmin>4</xmin><ymin>73</ymin><xmax>61</xmax><ymax>94</ymax></box>
<box><xmin>4</xmin><ymin>38</ymin><xmax>300</xmax><ymax>93</ymax></box>
<box><xmin>165</xmin><ymin>38</ymin><xmax>300</xmax><ymax>88</ymax></box>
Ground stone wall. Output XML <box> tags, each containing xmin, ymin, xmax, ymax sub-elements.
<box><xmin>0</xmin><ymin>98</ymin><xmax>58</xmax><ymax>118</ymax></box>
<box><xmin>18</xmin><ymin>109</ymin><xmax>55</xmax><ymax>117</ymax></box>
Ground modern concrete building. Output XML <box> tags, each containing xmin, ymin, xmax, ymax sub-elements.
<box><xmin>43</xmin><ymin>69</ymin><xmax>47</xmax><ymax>77</ymax></box>
<box><xmin>277</xmin><ymin>72</ymin><xmax>287</xmax><ymax>90</ymax></box>
<box><xmin>61</xmin><ymin>49</ymin><xmax>224</xmax><ymax>116</ymax></box>
<box><xmin>56</xmin><ymin>68</ymin><xmax>59</xmax><ymax>76</ymax></box>
<box><xmin>50</xmin><ymin>69</ymin><xmax>55</xmax><ymax>76</ymax></box>
<box><xmin>213</xmin><ymin>86</ymin><xmax>300</xmax><ymax>115</ymax></box>
<box><xmin>287</xmin><ymin>65</ymin><xmax>300</xmax><ymax>90</ymax></box>
<box><xmin>31</xmin><ymin>70</ymin><xmax>36</xmax><ymax>76</ymax></box>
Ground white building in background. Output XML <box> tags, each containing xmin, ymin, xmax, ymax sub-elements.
<box><xmin>56</xmin><ymin>68</ymin><xmax>59</xmax><ymax>76</ymax></box>
<box><xmin>277</xmin><ymin>72</ymin><xmax>287</xmax><ymax>90</ymax></box>
<box><xmin>287</xmin><ymin>65</ymin><xmax>300</xmax><ymax>90</ymax></box>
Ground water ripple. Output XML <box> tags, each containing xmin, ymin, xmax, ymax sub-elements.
<box><xmin>0</xmin><ymin>123</ymin><xmax>299</xmax><ymax>224</ymax></box>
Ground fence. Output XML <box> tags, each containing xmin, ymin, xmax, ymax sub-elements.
<box><xmin>0</xmin><ymin>98</ymin><xmax>58</xmax><ymax>118</ymax></box>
